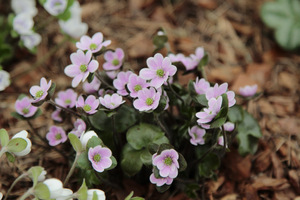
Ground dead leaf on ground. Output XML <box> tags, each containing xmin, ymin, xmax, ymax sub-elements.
<box><xmin>271</xmin><ymin>153</ymin><xmax>284</xmax><ymax>179</ymax></box>
<box><xmin>252</xmin><ymin>176</ymin><xmax>290</xmax><ymax>190</ymax></box>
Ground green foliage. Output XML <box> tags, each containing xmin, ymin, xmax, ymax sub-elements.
<box><xmin>121</xmin><ymin>144</ymin><xmax>144</xmax><ymax>177</ymax></box>
<box><xmin>209</xmin><ymin>93</ymin><xmax>228</xmax><ymax>128</ymax></box>
<box><xmin>153</xmin><ymin>29</ymin><xmax>168</xmax><ymax>52</ymax></box>
<box><xmin>198</xmin><ymin>153</ymin><xmax>220</xmax><ymax>178</ymax></box>
<box><xmin>126</xmin><ymin>123</ymin><xmax>168</xmax><ymax>150</ymax></box>
<box><xmin>0</xmin><ymin>128</ymin><xmax>9</xmax><ymax>147</ymax></box>
<box><xmin>124</xmin><ymin>191</ymin><xmax>145</xmax><ymax>200</ymax></box>
<box><xmin>34</xmin><ymin>183</ymin><xmax>50</xmax><ymax>199</ymax></box>
<box><xmin>28</xmin><ymin>166</ymin><xmax>44</xmax><ymax>187</ymax></box>
<box><xmin>68</xmin><ymin>133</ymin><xmax>83</xmax><ymax>153</ymax></box>
<box><xmin>56</xmin><ymin>0</ymin><xmax>75</xmax><ymax>21</ymax></box>
<box><xmin>236</xmin><ymin>109</ymin><xmax>262</xmax><ymax>156</ymax></box>
<box><xmin>77</xmin><ymin>152</ymin><xmax>92</xmax><ymax>170</ymax></box>
<box><xmin>77</xmin><ymin>179</ymin><xmax>88</xmax><ymax>200</ymax></box>
<box><xmin>89</xmin><ymin>104</ymin><xmax>137</xmax><ymax>133</ymax></box>
<box><xmin>5</xmin><ymin>152</ymin><xmax>15</xmax><ymax>162</ymax></box>
<box><xmin>7</xmin><ymin>138</ymin><xmax>27</xmax><ymax>153</ymax></box>
<box><xmin>261</xmin><ymin>0</ymin><xmax>300</xmax><ymax>50</ymax></box>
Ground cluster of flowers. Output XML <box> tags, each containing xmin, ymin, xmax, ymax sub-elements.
<box><xmin>42</xmin><ymin>0</ymin><xmax>88</xmax><ymax>38</ymax></box>
<box><xmin>11</xmin><ymin>0</ymin><xmax>41</xmax><ymax>50</ymax></box>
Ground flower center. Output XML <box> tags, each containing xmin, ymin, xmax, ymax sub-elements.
<box><xmin>55</xmin><ymin>2</ymin><xmax>62</xmax><ymax>6</ymax></box>
<box><xmin>112</xmin><ymin>59</ymin><xmax>119</xmax><ymax>66</ymax></box>
<box><xmin>156</xmin><ymin>69</ymin><xmax>164</xmax><ymax>77</ymax></box>
<box><xmin>93</xmin><ymin>154</ymin><xmax>101</xmax><ymax>162</ymax></box>
<box><xmin>22</xmin><ymin>108</ymin><xmax>29</xmax><ymax>114</ymax></box>
<box><xmin>164</xmin><ymin>156</ymin><xmax>173</xmax><ymax>166</ymax></box>
<box><xmin>35</xmin><ymin>90</ymin><xmax>44</xmax><ymax>98</ymax></box>
<box><xmin>193</xmin><ymin>133</ymin><xmax>198</xmax><ymax>139</ymax></box>
<box><xmin>65</xmin><ymin>99</ymin><xmax>71</xmax><ymax>105</ymax></box>
<box><xmin>55</xmin><ymin>133</ymin><xmax>62</xmax><ymax>140</ymax></box>
<box><xmin>146</xmin><ymin>98</ymin><xmax>154</xmax><ymax>106</ymax></box>
<box><xmin>90</xmin><ymin>43</ymin><xmax>97</xmax><ymax>50</ymax></box>
<box><xmin>83</xmin><ymin>104</ymin><xmax>91</xmax><ymax>112</ymax></box>
<box><xmin>80</xmin><ymin>64</ymin><xmax>87</xmax><ymax>72</ymax></box>
<box><xmin>134</xmin><ymin>84</ymin><xmax>142</xmax><ymax>92</ymax></box>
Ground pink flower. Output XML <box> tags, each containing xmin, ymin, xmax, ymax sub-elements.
<box><xmin>76</xmin><ymin>32</ymin><xmax>111</xmax><ymax>53</ymax></box>
<box><xmin>113</xmin><ymin>71</ymin><xmax>133</xmax><ymax>96</ymax></box>
<box><xmin>103</xmin><ymin>48</ymin><xmax>124</xmax><ymax>71</ymax></box>
<box><xmin>140</xmin><ymin>53</ymin><xmax>177</xmax><ymax>88</ymax></box>
<box><xmin>194</xmin><ymin>77</ymin><xmax>210</xmax><ymax>95</ymax></box>
<box><xmin>99</xmin><ymin>93</ymin><xmax>125</xmax><ymax>110</ymax></box>
<box><xmin>239</xmin><ymin>84</ymin><xmax>258</xmax><ymax>97</ymax></box>
<box><xmin>196</xmin><ymin>97</ymin><xmax>222</xmax><ymax>124</ymax></box>
<box><xmin>133</xmin><ymin>87</ymin><xmax>160</xmax><ymax>112</ymax></box>
<box><xmin>152</xmin><ymin>149</ymin><xmax>179</xmax><ymax>178</ymax></box>
<box><xmin>55</xmin><ymin>89</ymin><xmax>77</xmax><ymax>108</ymax></box>
<box><xmin>29</xmin><ymin>77</ymin><xmax>52</xmax><ymax>103</ymax></box>
<box><xmin>70</xmin><ymin>118</ymin><xmax>86</xmax><ymax>137</ymax></box>
<box><xmin>149</xmin><ymin>173</ymin><xmax>173</xmax><ymax>187</ymax></box>
<box><xmin>64</xmin><ymin>50</ymin><xmax>99</xmax><ymax>88</ymax></box>
<box><xmin>217</xmin><ymin>136</ymin><xmax>227</xmax><ymax>147</ymax></box>
<box><xmin>46</xmin><ymin>125</ymin><xmax>67</xmax><ymax>146</ymax></box>
<box><xmin>205</xmin><ymin>83</ymin><xmax>236</xmax><ymax>107</ymax></box>
<box><xmin>188</xmin><ymin>126</ymin><xmax>206</xmax><ymax>146</ymax></box>
<box><xmin>51</xmin><ymin>109</ymin><xmax>62</xmax><ymax>122</ymax></box>
<box><xmin>88</xmin><ymin>145</ymin><xmax>112</xmax><ymax>172</ymax></box>
<box><xmin>127</xmin><ymin>74</ymin><xmax>149</xmax><ymax>98</ymax></box>
<box><xmin>83</xmin><ymin>77</ymin><xmax>101</xmax><ymax>94</ymax></box>
<box><xmin>76</xmin><ymin>95</ymin><xmax>99</xmax><ymax>114</ymax></box>
<box><xmin>15</xmin><ymin>96</ymin><xmax>38</xmax><ymax>117</ymax></box>
<box><xmin>223</xmin><ymin>122</ymin><xmax>235</xmax><ymax>132</ymax></box>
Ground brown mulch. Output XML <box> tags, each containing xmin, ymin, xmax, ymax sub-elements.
<box><xmin>1</xmin><ymin>0</ymin><xmax>300</xmax><ymax>199</ymax></box>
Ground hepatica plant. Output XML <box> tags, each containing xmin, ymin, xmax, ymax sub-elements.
<box><xmin>3</xmin><ymin>30</ymin><xmax>262</xmax><ymax>199</ymax></box>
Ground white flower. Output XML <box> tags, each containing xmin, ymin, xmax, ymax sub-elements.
<box><xmin>43</xmin><ymin>178</ymin><xmax>73</xmax><ymax>199</ymax></box>
<box><xmin>0</xmin><ymin>192</ymin><xmax>3</xmax><ymax>200</ymax></box>
<box><xmin>58</xmin><ymin>1</ymin><xmax>88</xmax><ymax>38</ymax></box>
<box><xmin>87</xmin><ymin>189</ymin><xmax>106</xmax><ymax>200</ymax></box>
<box><xmin>21</xmin><ymin>33</ymin><xmax>42</xmax><ymax>50</ymax></box>
<box><xmin>0</xmin><ymin>70</ymin><xmax>10</xmax><ymax>91</ymax></box>
<box><xmin>44</xmin><ymin>0</ymin><xmax>68</xmax><ymax>16</ymax></box>
<box><xmin>11</xmin><ymin>130</ymin><xmax>32</xmax><ymax>156</ymax></box>
<box><xmin>59</xmin><ymin>19</ymin><xmax>88</xmax><ymax>38</ymax></box>
<box><xmin>80</xmin><ymin>131</ymin><xmax>98</xmax><ymax>150</ymax></box>
<box><xmin>11</xmin><ymin>0</ymin><xmax>38</xmax><ymax>16</ymax></box>
<box><xmin>38</xmin><ymin>170</ymin><xmax>47</xmax><ymax>182</ymax></box>
<box><xmin>13</xmin><ymin>13</ymin><xmax>34</xmax><ymax>35</ymax></box>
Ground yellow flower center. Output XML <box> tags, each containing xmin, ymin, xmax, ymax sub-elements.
<box><xmin>134</xmin><ymin>84</ymin><xmax>142</xmax><ymax>92</ymax></box>
<box><xmin>146</xmin><ymin>98</ymin><xmax>154</xmax><ymax>106</ymax></box>
<box><xmin>55</xmin><ymin>134</ymin><xmax>62</xmax><ymax>140</ymax></box>
<box><xmin>93</xmin><ymin>154</ymin><xmax>101</xmax><ymax>162</ymax></box>
<box><xmin>164</xmin><ymin>156</ymin><xmax>172</xmax><ymax>166</ymax></box>
<box><xmin>90</xmin><ymin>43</ymin><xmax>97</xmax><ymax>50</ymax></box>
<box><xmin>156</xmin><ymin>69</ymin><xmax>164</xmax><ymax>77</ymax></box>
<box><xmin>80</xmin><ymin>64</ymin><xmax>87</xmax><ymax>72</ymax></box>
<box><xmin>35</xmin><ymin>90</ymin><xmax>44</xmax><ymax>98</ymax></box>
<box><xmin>112</xmin><ymin>59</ymin><xmax>119</xmax><ymax>66</ymax></box>
<box><xmin>83</xmin><ymin>104</ymin><xmax>91</xmax><ymax>112</ymax></box>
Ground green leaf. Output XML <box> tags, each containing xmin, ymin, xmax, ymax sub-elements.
<box><xmin>106</xmin><ymin>156</ymin><xmax>117</xmax><ymax>170</ymax></box>
<box><xmin>140</xmin><ymin>149</ymin><xmax>152</xmax><ymax>165</ymax></box>
<box><xmin>156</xmin><ymin>184</ymin><xmax>171</xmax><ymax>193</ymax></box>
<box><xmin>236</xmin><ymin>110</ymin><xmax>262</xmax><ymax>156</ymax></box>
<box><xmin>68</xmin><ymin>133</ymin><xmax>83</xmax><ymax>152</ymax></box>
<box><xmin>125</xmin><ymin>191</ymin><xmax>134</xmax><ymax>200</ymax></box>
<box><xmin>197</xmin><ymin>52</ymin><xmax>209</xmax><ymax>68</ymax></box>
<box><xmin>87</xmin><ymin>73</ymin><xmax>95</xmax><ymax>83</ymax></box>
<box><xmin>126</xmin><ymin>123</ymin><xmax>167</xmax><ymax>150</ymax></box>
<box><xmin>86</xmin><ymin>136</ymin><xmax>104</xmax><ymax>150</ymax></box>
<box><xmin>209</xmin><ymin>93</ymin><xmax>228</xmax><ymax>128</ymax></box>
<box><xmin>198</xmin><ymin>153</ymin><xmax>220</xmax><ymax>178</ymax></box>
<box><xmin>47</xmin><ymin>82</ymin><xmax>56</xmax><ymax>99</ymax></box>
<box><xmin>121</xmin><ymin>144</ymin><xmax>143</xmax><ymax>177</ymax></box>
<box><xmin>78</xmin><ymin>152</ymin><xmax>92</xmax><ymax>170</ymax></box>
<box><xmin>192</xmin><ymin>94</ymin><xmax>208</xmax><ymax>107</ymax></box>
<box><xmin>56</xmin><ymin>0</ymin><xmax>75</xmax><ymax>21</ymax></box>
<box><xmin>5</xmin><ymin>152</ymin><xmax>15</xmax><ymax>162</ymax></box>
<box><xmin>34</xmin><ymin>182</ymin><xmax>50</xmax><ymax>199</ymax></box>
<box><xmin>31</xmin><ymin>99</ymin><xmax>46</xmax><ymax>107</ymax></box>
<box><xmin>77</xmin><ymin>179</ymin><xmax>88</xmax><ymax>200</ymax></box>
<box><xmin>0</xmin><ymin>128</ymin><xmax>9</xmax><ymax>147</ymax></box>
<box><xmin>11</xmin><ymin>108</ymin><xmax>42</xmax><ymax>121</ymax></box>
<box><xmin>153</xmin><ymin>34</ymin><xmax>168</xmax><ymax>52</ymax></box>
<box><xmin>28</xmin><ymin>166</ymin><xmax>44</xmax><ymax>187</ymax></box>
<box><xmin>178</xmin><ymin>153</ymin><xmax>187</xmax><ymax>172</ymax></box>
<box><xmin>261</xmin><ymin>0</ymin><xmax>300</xmax><ymax>50</ymax></box>
<box><xmin>228</xmin><ymin>105</ymin><xmax>243</xmax><ymax>123</ymax></box>
<box><xmin>92</xmin><ymin>191</ymin><xmax>98</xmax><ymax>200</ymax></box>
<box><xmin>7</xmin><ymin>138</ymin><xmax>27</xmax><ymax>153</ymax></box>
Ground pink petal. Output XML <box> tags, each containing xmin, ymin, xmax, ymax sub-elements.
<box><xmin>139</xmin><ymin>68</ymin><xmax>156</xmax><ymax>80</ymax></box>
<box><xmin>88</xmin><ymin>60</ymin><xmax>99</xmax><ymax>72</ymax></box>
<box><xmin>104</xmin><ymin>51</ymin><xmax>114</xmax><ymax>61</ymax></box>
<box><xmin>146</xmin><ymin>57</ymin><xmax>158</xmax><ymax>69</ymax></box>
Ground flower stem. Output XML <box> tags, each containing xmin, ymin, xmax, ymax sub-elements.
<box><xmin>4</xmin><ymin>173</ymin><xmax>27</xmax><ymax>200</ymax></box>
<box><xmin>154</xmin><ymin>113</ymin><xmax>171</xmax><ymax>140</ymax></box>
<box><xmin>63</xmin><ymin>152</ymin><xmax>81</xmax><ymax>187</ymax></box>
<box><xmin>95</xmin><ymin>71</ymin><xmax>116</xmax><ymax>91</ymax></box>
<box><xmin>221</xmin><ymin>125</ymin><xmax>227</xmax><ymax>153</ymax></box>
<box><xmin>19</xmin><ymin>187</ymin><xmax>34</xmax><ymax>200</ymax></box>
<box><xmin>167</xmin><ymin>81</ymin><xmax>184</xmax><ymax>106</ymax></box>
<box><xmin>0</xmin><ymin>148</ymin><xmax>7</xmax><ymax>159</ymax></box>
<box><xmin>48</xmin><ymin>99</ymin><xmax>81</xmax><ymax>118</ymax></box>
<box><xmin>27</xmin><ymin>120</ymin><xmax>68</xmax><ymax>160</ymax></box>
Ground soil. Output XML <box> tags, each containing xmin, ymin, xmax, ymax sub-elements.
<box><xmin>0</xmin><ymin>0</ymin><xmax>300</xmax><ymax>199</ymax></box>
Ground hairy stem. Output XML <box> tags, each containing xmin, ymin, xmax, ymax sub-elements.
<box><xmin>4</xmin><ymin>173</ymin><xmax>27</xmax><ymax>200</ymax></box>
<box><xmin>95</xmin><ymin>71</ymin><xmax>116</xmax><ymax>91</ymax></box>
<box><xmin>154</xmin><ymin>113</ymin><xmax>171</xmax><ymax>140</ymax></box>
<box><xmin>63</xmin><ymin>152</ymin><xmax>81</xmax><ymax>187</ymax></box>
<box><xmin>167</xmin><ymin>81</ymin><xmax>184</xmax><ymax>106</ymax></box>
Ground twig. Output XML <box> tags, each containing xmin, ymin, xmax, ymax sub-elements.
<box><xmin>48</xmin><ymin>99</ymin><xmax>81</xmax><ymax>118</ymax></box>
<box><xmin>63</xmin><ymin>152</ymin><xmax>81</xmax><ymax>187</ymax></box>
<box><xmin>154</xmin><ymin>113</ymin><xmax>171</xmax><ymax>140</ymax></box>
<box><xmin>95</xmin><ymin>71</ymin><xmax>116</xmax><ymax>91</ymax></box>
<box><xmin>167</xmin><ymin>81</ymin><xmax>184</xmax><ymax>106</ymax></box>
